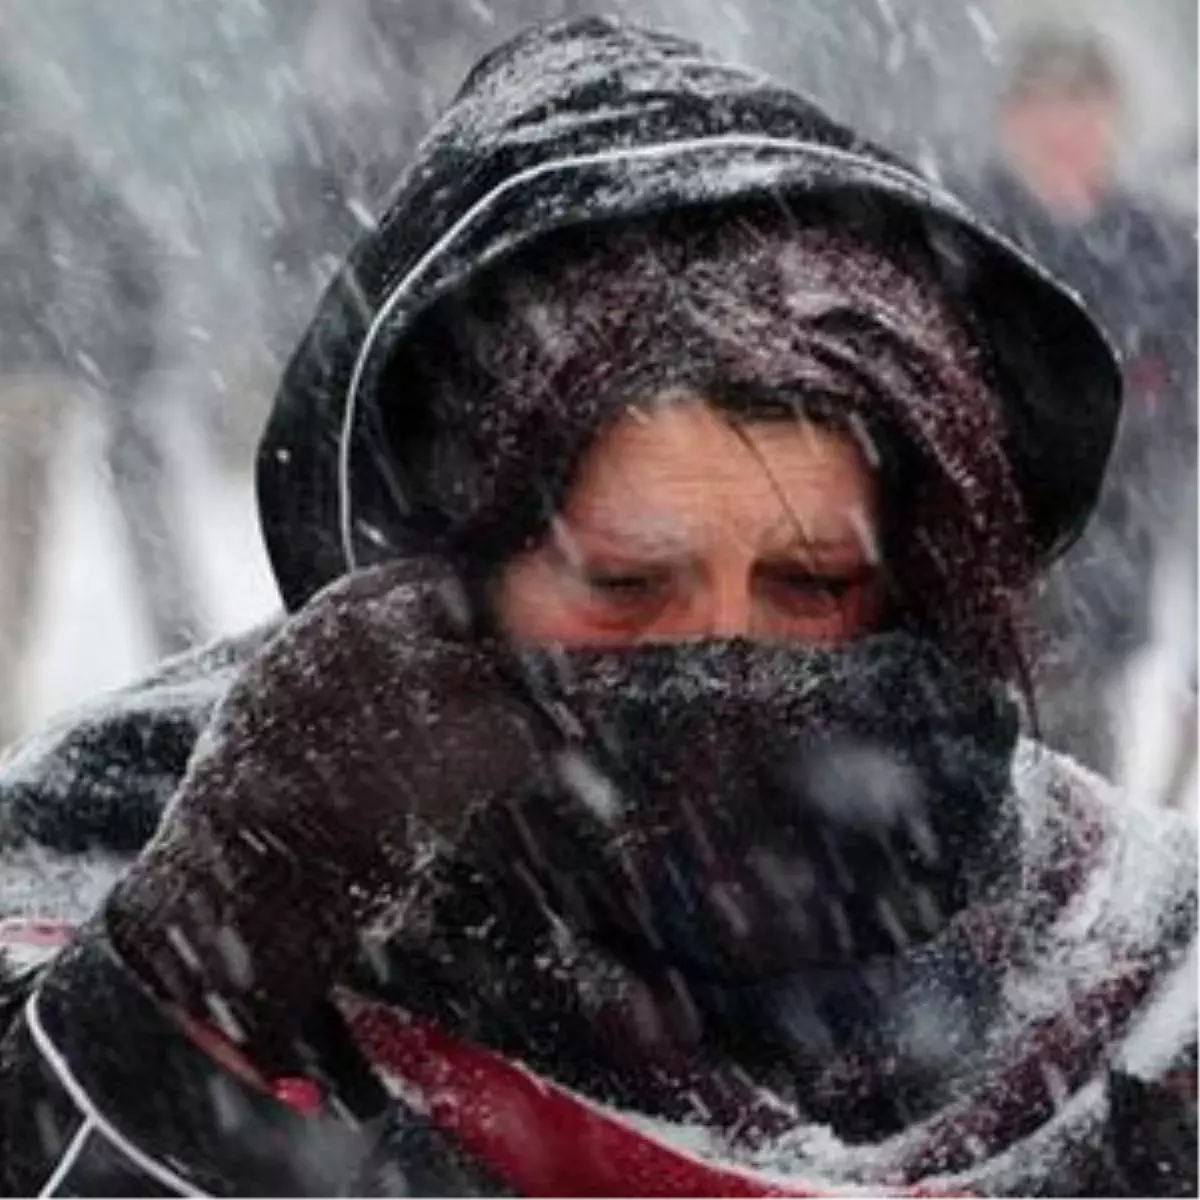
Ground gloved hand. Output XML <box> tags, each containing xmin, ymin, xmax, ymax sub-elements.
<box><xmin>106</xmin><ymin>560</ymin><xmax>559</xmax><ymax>1074</ymax></box>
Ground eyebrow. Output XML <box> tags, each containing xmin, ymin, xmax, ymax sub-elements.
<box><xmin>552</xmin><ymin>517</ymin><xmax>699</xmax><ymax>559</ymax></box>
<box><xmin>769</xmin><ymin>526</ymin><xmax>859</xmax><ymax>549</ymax></box>
<box><xmin>762</xmin><ymin>518</ymin><xmax>869</xmax><ymax>557</ymax></box>
<box><xmin>554</xmin><ymin>518</ymin><xmax>870</xmax><ymax>568</ymax></box>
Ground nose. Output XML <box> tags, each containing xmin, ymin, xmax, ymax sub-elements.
<box><xmin>703</xmin><ymin>570</ymin><xmax>754</xmax><ymax>638</ymax></box>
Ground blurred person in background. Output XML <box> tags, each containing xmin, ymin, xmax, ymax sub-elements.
<box><xmin>0</xmin><ymin>66</ymin><xmax>207</xmax><ymax>748</ymax></box>
<box><xmin>965</xmin><ymin>26</ymin><xmax>1197</xmax><ymax>780</ymax></box>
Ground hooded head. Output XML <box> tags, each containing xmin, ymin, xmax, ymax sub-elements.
<box><xmin>257</xmin><ymin>16</ymin><xmax>1121</xmax><ymax>634</ymax></box>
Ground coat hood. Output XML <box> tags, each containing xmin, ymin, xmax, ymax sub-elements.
<box><xmin>256</xmin><ymin>15</ymin><xmax>1121</xmax><ymax>612</ymax></box>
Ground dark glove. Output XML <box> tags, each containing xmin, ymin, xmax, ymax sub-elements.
<box><xmin>106</xmin><ymin>560</ymin><xmax>556</xmax><ymax>1073</ymax></box>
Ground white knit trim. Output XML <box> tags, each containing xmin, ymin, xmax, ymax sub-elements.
<box><xmin>25</xmin><ymin>989</ymin><xmax>209</xmax><ymax>1197</ymax></box>
<box><xmin>36</xmin><ymin>1116</ymin><xmax>93</xmax><ymax>1197</ymax></box>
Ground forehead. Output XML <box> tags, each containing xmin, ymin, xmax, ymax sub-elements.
<box><xmin>559</xmin><ymin>401</ymin><xmax>878</xmax><ymax>544</ymax></box>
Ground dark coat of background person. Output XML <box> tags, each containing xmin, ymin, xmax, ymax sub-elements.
<box><xmin>0</xmin><ymin>18</ymin><xmax>1192</xmax><ymax>1197</ymax></box>
<box><xmin>0</xmin><ymin>67</ymin><xmax>206</xmax><ymax>748</ymax></box>
<box><xmin>980</xmin><ymin>164</ymin><xmax>1196</xmax><ymax>656</ymax></box>
<box><xmin>962</xmin><ymin>29</ymin><xmax>1198</xmax><ymax>776</ymax></box>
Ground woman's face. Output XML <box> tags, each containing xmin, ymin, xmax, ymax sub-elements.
<box><xmin>497</xmin><ymin>399</ymin><xmax>884</xmax><ymax>646</ymax></box>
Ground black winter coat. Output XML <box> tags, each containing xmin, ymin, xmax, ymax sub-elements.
<box><xmin>0</xmin><ymin>629</ymin><xmax>1194</xmax><ymax>1195</ymax></box>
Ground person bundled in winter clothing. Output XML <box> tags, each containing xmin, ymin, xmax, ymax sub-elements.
<box><xmin>966</xmin><ymin>27</ymin><xmax>1198</xmax><ymax>778</ymax></box>
<box><xmin>0</xmin><ymin>17</ymin><xmax>1194</xmax><ymax>1197</ymax></box>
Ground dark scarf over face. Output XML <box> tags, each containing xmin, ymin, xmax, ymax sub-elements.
<box><xmin>361</xmin><ymin>631</ymin><xmax>1021</xmax><ymax>1139</ymax></box>
<box><xmin>338</xmin><ymin>611</ymin><xmax>1192</xmax><ymax>1195</ymax></box>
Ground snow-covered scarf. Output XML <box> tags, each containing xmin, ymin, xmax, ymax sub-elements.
<box><xmin>344</xmin><ymin>741</ymin><xmax>1196</xmax><ymax>1196</ymax></box>
<box><xmin>325</xmin><ymin>634</ymin><xmax>1195</xmax><ymax>1197</ymax></box>
<box><xmin>0</xmin><ymin>613</ymin><xmax>1193</xmax><ymax>1195</ymax></box>
<box><xmin>2</xmin><ymin>742</ymin><xmax>1191</xmax><ymax>1196</ymax></box>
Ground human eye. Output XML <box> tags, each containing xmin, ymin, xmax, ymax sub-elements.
<box><xmin>756</xmin><ymin>560</ymin><xmax>880</xmax><ymax>640</ymax></box>
<box><xmin>762</xmin><ymin>564</ymin><xmax>863</xmax><ymax>601</ymax></box>
<box><xmin>582</xmin><ymin>565</ymin><xmax>670</xmax><ymax>603</ymax></box>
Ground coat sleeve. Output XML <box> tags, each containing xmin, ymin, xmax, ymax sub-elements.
<box><xmin>0</xmin><ymin>624</ymin><xmax>300</xmax><ymax>1195</ymax></box>
<box><xmin>0</xmin><ymin>917</ymin><xmax>391</xmax><ymax>1196</ymax></box>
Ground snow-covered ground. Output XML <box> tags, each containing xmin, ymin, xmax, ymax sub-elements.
<box><xmin>16</xmin><ymin>401</ymin><xmax>279</xmax><ymax>739</ymax></box>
